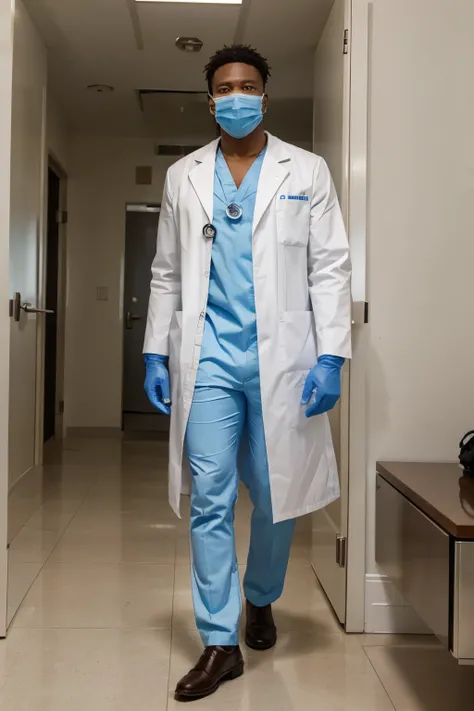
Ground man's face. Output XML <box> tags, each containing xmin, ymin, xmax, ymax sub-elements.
<box><xmin>209</xmin><ymin>62</ymin><xmax>268</xmax><ymax>116</ymax></box>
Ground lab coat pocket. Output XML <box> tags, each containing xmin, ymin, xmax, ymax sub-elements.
<box><xmin>276</xmin><ymin>203</ymin><xmax>310</xmax><ymax>247</ymax></box>
<box><xmin>280</xmin><ymin>311</ymin><xmax>318</xmax><ymax>373</ymax></box>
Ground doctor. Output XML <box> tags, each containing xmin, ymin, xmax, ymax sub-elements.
<box><xmin>143</xmin><ymin>44</ymin><xmax>351</xmax><ymax>701</ymax></box>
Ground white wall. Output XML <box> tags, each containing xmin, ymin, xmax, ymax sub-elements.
<box><xmin>364</xmin><ymin>0</ymin><xmax>474</xmax><ymax>632</ymax></box>
<box><xmin>47</xmin><ymin>91</ymin><xmax>70</xmax><ymax>171</ymax></box>
<box><xmin>64</xmin><ymin>137</ymin><xmax>175</xmax><ymax>429</ymax></box>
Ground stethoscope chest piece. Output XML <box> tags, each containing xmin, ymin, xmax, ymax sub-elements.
<box><xmin>203</xmin><ymin>223</ymin><xmax>217</xmax><ymax>240</ymax></box>
<box><xmin>226</xmin><ymin>203</ymin><xmax>243</xmax><ymax>221</ymax></box>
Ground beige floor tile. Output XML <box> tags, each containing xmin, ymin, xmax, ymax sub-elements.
<box><xmin>69</xmin><ymin>502</ymin><xmax>178</xmax><ymax>531</ymax></box>
<box><xmin>88</xmin><ymin>480</ymin><xmax>169</xmax><ymax>500</ymax></box>
<box><xmin>175</xmin><ymin>534</ymin><xmax>191</xmax><ymax>566</ymax></box>
<box><xmin>7</xmin><ymin>464</ymin><xmax>90</xmax><ymax>541</ymax></box>
<box><xmin>13</xmin><ymin>562</ymin><xmax>174</xmax><ymax>630</ymax></box>
<box><xmin>275</xmin><ymin>563</ymin><xmax>342</xmax><ymax>635</ymax></box>
<box><xmin>0</xmin><ymin>629</ymin><xmax>171</xmax><ymax>711</ymax></box>
<box><xmin>44</xmin><ymin>439</ymin><xmax>124</xmax><ymax>467</ymax></box>
<box><xmin>47</xmin><ymin>525</ymin><xmax>176</xmax><ymax>564</ymax></box>
<box><xmin>8</xmin><ymin>526</ymin><xmax>61</xmax><ymax>564</ymax></box>
<box><xmin>358</xmin><ymin>633</ymin><xmax>437</xmax><ymax>648</ymax></box>
<box><xmin>0</xmin><ymin>629</ymin><xmax>29</xmax><ymax>691</ymax></box>
<box><xmin>7</xmin><ymin>561</ymin><xmax>43</xmax><ymax>626</ymax></box>
<box><xmin>25</xmin><ymin>500</ymin><xmax>79</xmax><ymax>532</ymax></box>
<box><xmin>364</xmin><ymin>643</ymin><xmax>474</xmax><ymax>711</ymax></box>
<box><xmin>77</xmin><ymin>495</ymin><xmax>174</xmax><ymax>518</ymax></box>
<box><xmin>8</xmin><ymin>496</ymin><xmax>44</xmax><ymax>543</ymax></box>
<box><xmin>167</xmin><ymin>629</ymin><xmax>394</xmax><ymax>710</ymax></box>
<box><xmin>172</xmin><ymin>564</ymin><xmax>195</xmax><ymax>631</ymax></box>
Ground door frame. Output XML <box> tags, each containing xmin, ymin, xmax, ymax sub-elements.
<box><xmin>34</xmin><ymin>154</ymin><xmax>68</xmax><ymax>461</ymax></box>
<box><xmin>345</xmin><ymin>0</ymin><xmax>370</xmax><ymax>632</ymax></box>
<box><xmin>311</xmin><ymin>0</ymin><xmax>353</xmax><ymax>626</ymax></box>
<box><xmin>49</xmin><ymin>156</ymin><xmax>68</xmax><ymax>442</ymax></box>
<box><xmin>312</xmin><ymin>0</ymin><xmax>370</xmax><ymax>632</ymax></box>
<box><xmin>0</xmin><ymin>0</ymin><xmax>14</xmax><ymax>638</ymax></box>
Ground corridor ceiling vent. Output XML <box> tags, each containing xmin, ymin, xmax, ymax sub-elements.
<box><xmin>87</xmin><ymin>84</ymin><xmax>114</xmax><ymax>93</ymax></box>
<box><xmin>175</xmin><ymin>37</ymin><xmax>204</xmax><ymax>53</ymax></box>
<box><xmin>135</xmin><ymin>1</ymin><xmax>242</xmax><ymax>4</ymax></box>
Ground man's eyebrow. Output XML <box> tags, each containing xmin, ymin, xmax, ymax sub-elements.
<box><xmin>216</xmin><ymin>78</ymin><xmax>258</xmax><ymax>86</ymax></box>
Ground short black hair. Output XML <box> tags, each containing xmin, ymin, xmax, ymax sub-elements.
<box><xmin>205</xmin><ymin>44</ymin><xmax>271</xmax><ymax>94</ymax></box>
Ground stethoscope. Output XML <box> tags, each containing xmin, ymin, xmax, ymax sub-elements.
<box><xmin>202</xmin><ymin>143</ymin><xmax>266</xmax><ymax>240</ymax></box>
<box><xmin>202</xmin><ymin>199</ymin><xmax>245</xmax><ymax>239</ymax></box>
<box><xmin>202</xmin><ymin>202</ymin><xmax>243</xmax><ymax>240</ymax></box>
<box><xmin>203</xmin><ymin>223</ymin><xmax>217</xmax><ymax>240</ymax></box>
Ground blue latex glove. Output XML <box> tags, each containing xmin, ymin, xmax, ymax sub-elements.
<box><xmin>144</xmin><ymin>354</ymin><xmax>171</xmax><ymax>415</ymax></box>
<box><xmin>301</xmin><ymin>355</ymin><xmax>345</xmax><ymax>418</ymax></box>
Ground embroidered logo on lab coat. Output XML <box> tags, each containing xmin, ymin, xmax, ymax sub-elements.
<box><xmin>279</xmin><ymin>194</ymin><xmax>309</xmax><ymax>201</ymax></box>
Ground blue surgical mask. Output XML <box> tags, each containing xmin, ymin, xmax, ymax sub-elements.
<box><xmin>212</xmin><ymin>93</ymin><xmax>264</xmax><ymax>139</ymax></box>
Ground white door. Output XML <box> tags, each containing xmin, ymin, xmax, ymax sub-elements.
<box><xmin>5</xmin><ymin>1</ymin><xmax>47</xmax><ymax>629</ymax></box>
<box><xmin>0</xmin><ymin>0</ymin><xmax>15</xmax><ymax>636</ymax></box>
<box><xmin>8</xmin><ymin>1</ymin><xmax>47</xmax><ymax>489</ymax></box>
<box><xmin>311</xmin><ymin>0</ymin><xmax>352</xmax><ymax>625</ymax></box>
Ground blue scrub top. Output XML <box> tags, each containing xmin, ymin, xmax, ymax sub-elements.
<box><xmin>196</xmin><ymin>146</ymin><xmax>267</xmax><ymax>387</ymax></box>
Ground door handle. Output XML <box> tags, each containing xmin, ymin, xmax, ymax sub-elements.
<box><xmin>22</xmin><ymin>303</ymin><xmax>55</xmax><ymax>315</ymax></box>
<box><xmin>125</xmin><ymin>312</ymin><xmax>142</xmax><ymax>329</ymax></box>
<box><xmin>10</xmin><ymin>292</ymin><xmax>54</xmax><ymax>322</ymax></box>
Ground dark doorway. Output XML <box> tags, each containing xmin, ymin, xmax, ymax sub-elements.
<box><xmin>43</xmin><ymin>167</ymin><xmax>60</xmax><ymax>443</ymax></box>
<box><xmin>122</xmin><ymin>205</ymin><xmax>169</xmax><ymax>433</ymax></box>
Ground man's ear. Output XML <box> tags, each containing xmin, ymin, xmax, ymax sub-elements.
<box><xmin>208</xmin><ymin>95</ymin><xmax>216</xmax><ymax>117</ymax></box>
<box><xmin>262</xmin><ymin>94</ymin><xmax>269</xmax><ymax>115</ymax></box>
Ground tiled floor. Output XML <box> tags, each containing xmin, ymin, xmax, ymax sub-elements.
<box><xmin>2</xmin><ymin>437</ymin><xmax>474</xmax><ymax>709</ymax></box>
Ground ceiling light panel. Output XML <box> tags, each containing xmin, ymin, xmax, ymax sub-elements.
<box><xmin>136</xmin><ymin>1</ymin><xmax>242</xmax><ymax>4</ymax></box>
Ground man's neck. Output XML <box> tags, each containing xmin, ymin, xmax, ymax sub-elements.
<box><xmin>220</xmin><ymin>127</ymin><xmax>267</xmax><ymax>160</ymax></box>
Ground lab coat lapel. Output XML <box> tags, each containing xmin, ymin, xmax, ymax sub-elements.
<box><xmin>188</xmin><ymin>140</ymin><xmax>219</xmax><ymax>223</ymax></box>
<box><xmin>253</xmin><ymin>134</ymin><xmax>290</xmax><ymax>232</ymax></box>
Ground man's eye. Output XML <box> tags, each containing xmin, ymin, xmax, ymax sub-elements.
<box><xmin>244</xmin><ymin>86</ymin><xmax>255</xmax><ymax>92</ymax></box>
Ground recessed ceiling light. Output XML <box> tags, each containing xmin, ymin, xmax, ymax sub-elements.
<box><xmin>87</xmin><ymin>84</ymin><xmax>114</xmax><ymax>93</ymax></box>
<box><xmin>136</xmin><ymin>1</ymin><xmax>242</xmax><ymax>4</ymax></box>
<box><xmin>176</xmin><ymin>37</ymin><xmax>204</xmax><ymax>53</ymax></box>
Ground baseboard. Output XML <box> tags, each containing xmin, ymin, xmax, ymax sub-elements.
<box><xmin>365</xmin><ymin>573</ymin><xmax>431</xmax><ymax>634</ymax></box>
<box><xmin>66</xmin><ymin>427</ymin><xmax>122</xmax><ymax>439</ymax></box>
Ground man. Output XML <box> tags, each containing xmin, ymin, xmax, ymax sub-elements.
<box><xmin>143</xmin><ymin>45</ymin><xmax>351</xmax><ymax>701</ymax></box>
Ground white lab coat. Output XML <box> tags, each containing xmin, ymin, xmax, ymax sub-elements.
<box><xmin>144</xmin><ymin>133</ymin><xmax>351</xmax><ymax>523</ymax></box>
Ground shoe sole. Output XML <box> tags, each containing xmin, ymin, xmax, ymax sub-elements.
<box><xmin>174</xmin><ymin>662</ymin><xmax>244</xmax><ymax>702</ymax></box>
<box><xmin>245</xmin><ymin>635</ymin><xmax>277</xmax><ymax>651</ymax></box>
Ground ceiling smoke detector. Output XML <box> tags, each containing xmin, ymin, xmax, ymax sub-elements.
<box><xmin>87</xmin><ymin>84</ymin><xmax>114</xmax><ymax>93</ymax></box>
<box><xmin>175</xmin><ymin>37</ymin><xmax>203</xmax><ymax>53</ymax></box>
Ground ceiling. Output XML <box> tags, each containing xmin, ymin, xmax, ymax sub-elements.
<box><xmin>22</xmin><ymin>0</ymin><xmax>333</xmax><ymax>141</ymax></box>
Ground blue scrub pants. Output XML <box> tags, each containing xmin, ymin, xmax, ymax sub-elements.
<box><xmin>185</xmin><ymin>359</ymin><xmax>296</xmax><ymax>647</ymax></box>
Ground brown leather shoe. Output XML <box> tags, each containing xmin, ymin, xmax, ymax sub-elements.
<box><xmin>245</xmin><ymin>600</ymin><xmax>277</xmax><ymax>650</ymax></box>
<box><xmin>174</xmin><ymin>645</ymin><xmax>244</xmax><ymax>701</ymax></box>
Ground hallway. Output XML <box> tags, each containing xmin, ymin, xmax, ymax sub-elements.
<box><xmin>2</xmin><ymin>437</ymin><xmax>473</xmax><ymax>710</ymax></box>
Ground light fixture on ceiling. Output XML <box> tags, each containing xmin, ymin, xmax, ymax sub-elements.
<box><xmin>175</xmin><ymin>37</ymin><xmax>204</xmax><ymax>53</ymax></box>
<box><xmin>136</xmin><ymin>1</ymin><xmax>242</xmax><ymax>5</ymax></box>
<box><xmin>87</xmin><ymin>84</ymin><xmax>114</xmax><ymax>93</ymax></box>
